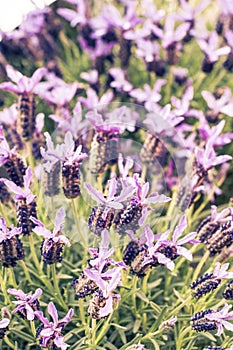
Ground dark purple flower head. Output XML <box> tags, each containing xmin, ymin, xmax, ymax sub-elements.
<box><xmin>8</xmin><ymin>288</ymin><xmax>42</xmax><ymax>321</ymax></box>
<box><xmin>109</xmin><ymin>68</ymin><xmax>133</xmax><ymax>93</ymax></box>
<box><xmin>1</xmin><ymin>167</ymin><xmax>36</xmax><ymax>204</ymax></box>
<box><xmin>0</xmin><ymin>218</ymin><xmax>22</xmax><ymax>243</ymax></box>
<box><xmin>35</xmin><ymin>302</ymin><xmax>74</xmax><ymax>350</ymax></box>
<box><xmin>31</xmin><ymin>207</ymin><xmax>70</xmax><ymax>247</ymax></box>
<box><xmin>0</xmin><ymin>65</ymin><xmax>47</xmax><ymax>95</ymax></box>
<box><xmin>202</xmin><ymin>89</ymin><xmax>233</xmax><ymax>117</ymax></box>
<box><xmin>198</xmin><ymin>31</ymin><xmax>231</xmax><ymax>63</ymax></box>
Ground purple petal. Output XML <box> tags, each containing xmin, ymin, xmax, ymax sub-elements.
<box><xmin>25</xmin><ymin>304</ymin><xmax>36</xmax><ymax>321</ymax></box>
<box><xmin>47</xmin><ymin>302</ymin><xmax>59</xmax><ymax>327</ymax></box>
<box><xmin>59</xmin><ymin>308</ymin><xmax>74</xmax><ymax>327</ymax></box>
<box><xmin>34</xmin><ymin>311</ymin><xmax>50</xmax><ymax>326</ymax></box>
<box><xmin>100</xmin><ymin>229</ymin><xmax>110</xmax><ymax>251</ymax></box>
<box><xmin>99</xmin><ymin>295</ymin><xmax>113</xmax><ymax>318</ymax></box>
<box><xmin>0</xmin><ymin>82</ymin><xmax>21</xmax><ymax>94</ymax></box>
<box><xmin>3</xmin><ymin>179</ymin><xmax>23</xmax><ymax>196</ymax></box>
<box><xmin>54</xmin><ymin>207</ymin><xmax>66</xmax><ymax>232</ymax></box>
<box><xmin>40</xmin><ymin>328</ymin><xmax>54</xmax><ymax>337</ymax></box>
<box><xmin>84</xmin><ymin>269</ymin><xmax>106</xmax><ymax>290</ymax></box>
<box><xmin>172</xmin><ymin>215</ymin><xmax>187</xmax><ymax>242</ymax></box>
<box><xmin>0</xmin><ymin>318</ymin><xmax>10</xmax><ymax>328</ymax></box>
<box><xmin>176</xmin><ymin>246</ymin><xmax>192</xmax><ymax>261</ymax></box>
<box><xmin>84</xmin><ymin>183</ymin><xmax>105</xmax><ymax>204</ymax></box>
<box><xmin>23</xmin><ymin>167</ymin><xmax>33</xmax><ymax>190</ymax></box>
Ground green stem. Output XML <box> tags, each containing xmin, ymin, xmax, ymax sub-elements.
<box><xmin>79</xmin><ymin>299</ymin><xmax>86</xmax><ymax>326</ymax></box>
<box><xmin>94</xmin><ymin>314</ymin><xmax>112</xmax><ymax>345</ymax></box>
<box><xmin>8</xmin><ymin>268</ymin><xmax>17</xmax><ymax>288</ymax></box>
<box><xmin>91</xmin><ymin>318</ymin><xmax>97</xmax><ymax>344</ymax></box>
<box><xmin>71</xmin><ymin>198</ymin><xmax>86</xmax><ymax>246</ymax></box>
<box><xmin>51</xmin><ymin>264</ymin><xmax>68</xmax><ymax>311</ymax></box>
<box><xmin>30</xmin><ymin>320</ymin><xmax>36</xmax><ymax>338</ymax></box>
<box><xmin>192</xmin><ymin>250</ymin><xmax>210</xmax><ymax>282</ymax></box>
<box><xmin>19</xmin><ymin>260</ymin><xmax>32</xmax><ymax>284</ymax></box>
<box><xmin>0</xmin><ymin>268</ymin><xmax>10</xmax><ymax>304</ymax></box>
<box><xmin>4</xmin><ymin>336</ymin><xmax>15</xmax><ymax>349</ymax></box>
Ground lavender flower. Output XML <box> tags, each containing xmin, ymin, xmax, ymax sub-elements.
<box><xmin>85</xmin><ymin>178</ymin><xmax>135</xmax><ymax>235</ymax></box>
<box><xmin>202</xmin><ymin>88</ymin><xmax>233</xmax><ymax>119</ymax></box>
<box><xmin>0</xmin><ymin>308</ymin><xmax>10</xmax><ymax>339</ymax></box>
<box><xmin>190</xmin><ymin>262</ymin><xmax>233</xmax><ymax>299</ymax></box>
<box><xmin>196</xmin><ymin>205</ymin><xmax>233</xmax><ymax>243</ymax></box>
<box><xmin>31</xmin><ymin>207</ymin><xmax>70</xmax><ymax>264</ymax></box>
<box><xmin>8</xmin><ymin>288</ymin><xmax>42</xmax><ymax>320</ymax></box>
<box><xmin>57</xmin><ymin>0</ymin><xmax>87</xmax><ymax>27</ymax></box>
<box><xmin>47</xmin><ymin>131</ymin><xmax>88</xmax><ymax>199</ymax></box>
<box><xmin>0</xmin><ymin>126</ymin><xmax>26</xmax><ymax>186</ymax></box>
<box><xmin>79</xmin><ymin>88</ymin><xmax>113</xmax><ymax>110</ymax></box>
<box><xmin>130</xmin><ymin>79</ymin><xmax>166</xmax><ymax>109</ymax></box>
<box><xmin>85</xmin><ymin>267</ymin><xmax>122</xmax><ymax>319</ymax></box>
<box><xmin>0</xmin><ymin>104</ymin><xmax>24</xmax><ymax>150</ymax></box>
<box><xmin>72</xmin><ymin>229</ymin><xmax>120</xmax><ymax>298</ymax></box>
<box><xmin>198</xmin><ymin>120</ymin><xmax>233</xmax><ymax>147</ymax></box>
<box><xmin>191</xmin><ymin>303</ymin><xmax>233</xmax><ymax>336</ymax></box>
<box><xmin>115</xmin><ymin>175</ymin><xmax>171</xmax><ymax>234</ymax></box>
<box><xmin>108</xmin><ymin>68</ymin><xmax>133</xmax><ymax>93</ymax></box>
<box><xmin>0</xmin><ymin>65</ymin><xmax>47</xmax><ymax>140</ymax></box>
<box><xmin>35</xmin><ymin>302</ymin><xmax>74</xmax><ymax>350</ymax></box>
<box><xmin>152</xmin><ymin>15</ymin><xmax>190</xmax><ymax>64</ymax></box>
<box><xmin>197</xmin><ymin>31</ymin><xmax>231</xmax><ymax>72</ymax></box>
<box><xmin>0</xmin><ymin>218</ymin><xmax>24</xmax><ymax>267</ymax></box>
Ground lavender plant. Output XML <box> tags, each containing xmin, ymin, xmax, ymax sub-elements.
<box><xmin>0</xmin><ymin>0</ymin><xmax>233</xmax><ymax>349</ymax></box>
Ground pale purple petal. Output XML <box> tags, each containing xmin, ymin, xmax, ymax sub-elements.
<box><xmin>47</xmin><ymin>302</ymin><xmax>59</xmax><ymax>327</ymax></box>
<box><xmin>25</xmin><ymin>304</ymin><xmax>36</xmax><ymax>321</ymax></box>
<box><xmin>59</xmin><ymin>308</ymin><xmax>74</xmax><ymax>326</ymax></box>
<box><xmin>0</xmin><ymin>319</ymin><xmax>10</xmax><ymax>328</ymax></box>
<box><xmin>176</xmin><ymin>246</ymin><xmax>192</xmax><ymax>260</ymax></box>
<box><xmin>84</xmin><ymin>183</ymin><xmax>105</xmax><ymax>204</ymax></box>
<box><xmin>99</xmin><ymin>295</ymin><xmax>113</xmax><ymax>318</ymax></box>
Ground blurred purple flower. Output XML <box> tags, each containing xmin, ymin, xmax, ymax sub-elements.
<box><xmin>35</xmin><ymin>302</ymin><xmax>74</xmax><ymax>350</ymax></box>
<box><xmin>57</xmin><ymin>0</ymin><xmax>87</xmax><ymax>26</ymax></box>
<box><xmin>130</xmin><ymin>79</ymin><xmax>166</xmax><ymax>107</ymax></box>
<box><xmin>109</xmin><ymin>68</ymin><xmax>133</xmax><ymax>93</ymax></box>
<box><xmin>8</xmin><ymin>288</ymin><xmax>42</xmax><ymax>321</ymax></box>
<box><xmin>198</xmin><ymin>31</ymin><xmax>231</xmax><ymax>66</ymax></box>
<box><xmin>0</xmin><ymin>218</ymin><xmax>22</xmax><ymax>243</ymax></box>
<box><xmin>135</xmin><ymin>39</ymin><xmax>160</xmax><ymax>63</ymax></box>
<box><xmin>202</xmin><ymin>88</ymin><xmax>233</xmax><ymax>117</ymax></box>
<box><xmin>0</xmin><ymin>65</ymin><xmax>47</xmax><ymax>95</ymax></box>
<box><xmin>80</xmin><ymin>69</ymin><xmax>99</xmax><ymax>85</ymax></box>
<box><xmin>79</xmin><ymin>88</ymin><xmax>113</xmax><ymax>110</ymax></box>
<box><xmin>199</xmin><ymin>119</ymin><xmax>233</xmax><ymax>147</ymax></box>
<box><xmin>31</xmin><ymin>207</ymin><xmax>70</xmax><ymax>247</ymax></box>
<box><xmin>174</xmin><ymin>0</ymin><xmax>210</xmax><ymax>27</ymax></box>
<box><xmin>152</xmin><ymin>15</ymin><xmax>190</xmax><ymax>49</ymax></box>
<box><xmin>41</xmin><ymin>132</ymin><xmax>64</xmax><ymax>172</ymax></box>
<box><xmin>1</xmin><ymin>167</ymin><xmax>35</xmax><ymax>205</ymax></box>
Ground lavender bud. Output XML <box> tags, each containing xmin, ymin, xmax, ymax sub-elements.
<box><xmin>17</xmin><ymin>93</ymin><xmax>36</xmax><ymax>141</ymax></box>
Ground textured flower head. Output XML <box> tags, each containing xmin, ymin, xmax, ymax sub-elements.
<box><xmin>0</xmin><ymin>65</ymin><xmax>47</xmax><ymax>95</ymax></box>
<box><xmin>1</xmin><ymin>167</ymin><xmax>36</xmax><ymax>204</ymax></box>
<box><xmin>31</xmin><ymin>207</ymin><xmax>70</xmax><ymax>247</ymax></box>
<box><xmin>8</xmin><ymin>288</ymin><xmax>42</xmax><ymax>321</ymax></box>
<box><xmin>35</xmin><ymin>302</ymin><xmax>74</xmax><ymax>350</ymax></box>
<box><xmin>0</xmin><ymin>218</ymin><xmax>22</xmax><ymax>243</ymax></box>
